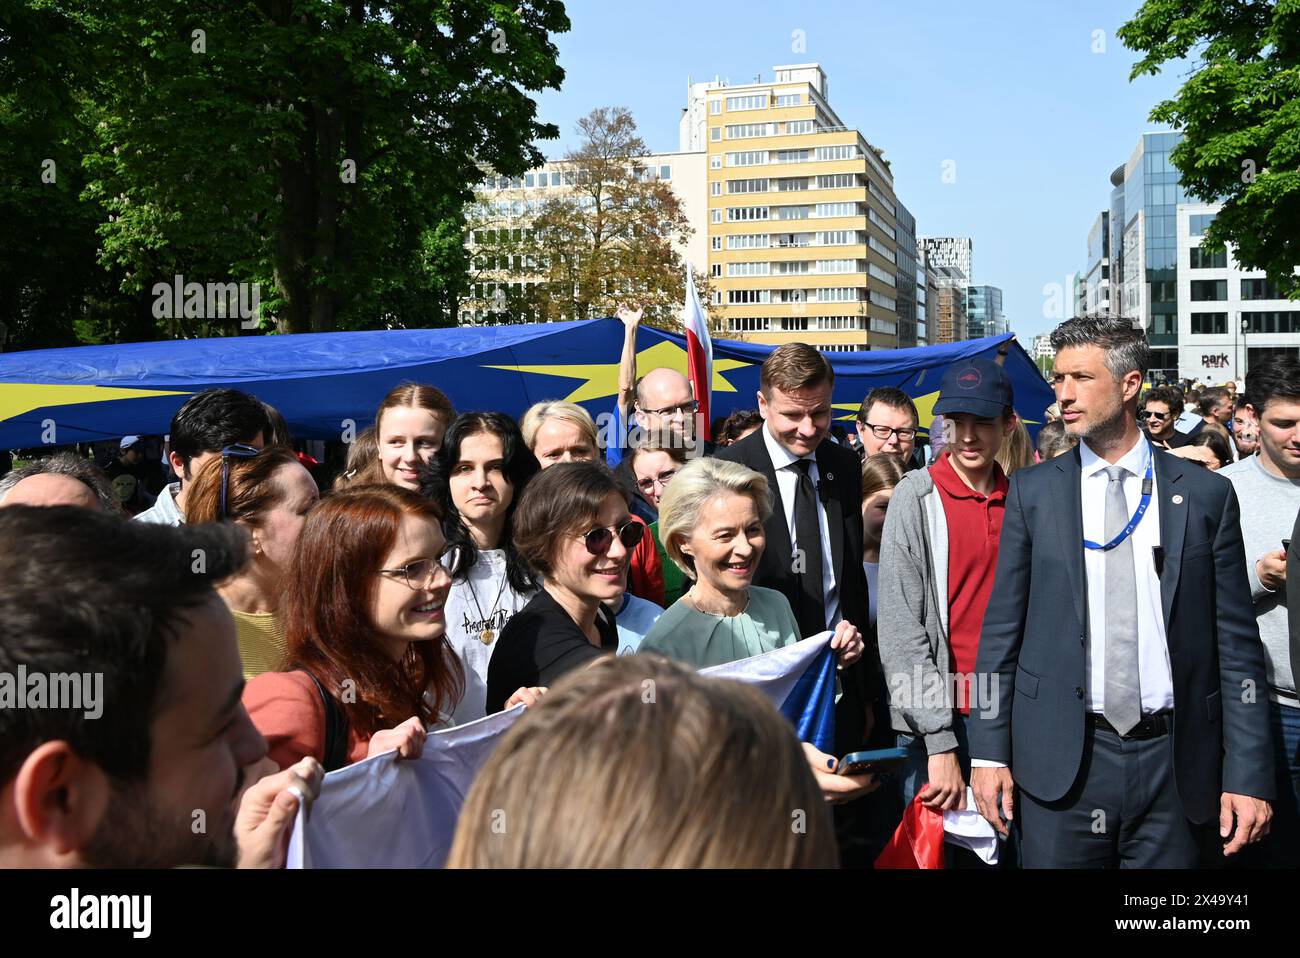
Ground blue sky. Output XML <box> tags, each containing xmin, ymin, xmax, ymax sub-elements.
<box><xmin>530</xmin><ymin>0</ymin><xmax>1187</xmax><ymax>341</ymax></box>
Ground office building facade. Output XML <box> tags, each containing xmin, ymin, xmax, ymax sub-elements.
<box><xmin>966</xmin><ymin>285</ymin><xmax>1005</xmax><ymax>338</ymax></box>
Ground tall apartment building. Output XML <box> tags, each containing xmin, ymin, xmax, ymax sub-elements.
<box><xmin>1086</xmin><ymin>130</ymin><xmax>1300</xmax><ymax>382</ymax></box>
<box><xmin>966</xmin><ymin>285</ymin><xmax>1005</xmax><ymax>338</ymax></box>
<box><xmin>683</xmin><ymin>64</ymin><xmax>903</xmax><ymax>352</ymax></box>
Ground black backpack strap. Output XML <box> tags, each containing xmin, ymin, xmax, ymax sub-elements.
<box><xmin>300</xmin><ymin>670</ymin><xmax>351</xmax><ymax>772</ymax></box>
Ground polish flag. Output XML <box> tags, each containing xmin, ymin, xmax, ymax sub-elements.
<box><xmin>683</xmin><ymin>263</ymin><xmax>713</xmax><ymax>440</ymax></box>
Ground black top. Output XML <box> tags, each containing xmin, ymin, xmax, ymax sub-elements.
<box><xmin>485</xmin><ymin>589</ymin><xmax>618</xmax><ymax>713</ymax></box>
<box><xmin>1149</xmin><ymin>427</ymin><xmax>1194</xmax><ymax>449</ymax></box>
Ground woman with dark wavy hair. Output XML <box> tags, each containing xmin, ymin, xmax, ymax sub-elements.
<box><xmin>422</xmin><ymin>412</ymin><xmax>542</xmax><ymax>722</ymax></box>
<box><xmin>243</xmin><ymin>485</ymin><xmax>465</xmax><ymax>770</ymax></box>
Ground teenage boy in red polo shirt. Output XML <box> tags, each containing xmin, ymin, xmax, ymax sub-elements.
<box><xmin>877</xmin><ymin>357</ymin><xmax>1018</xmax><ymax>831</ymax></box>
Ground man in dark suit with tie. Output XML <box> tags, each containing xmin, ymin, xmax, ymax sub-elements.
<box><xmin>717</xmin><ymin>344</ymin><xmax>886</xmax><ymax>863</ymax></box>
<box><xmin>969</xmin><ymin>316</ymin><xmax>1274</xmax><ymax>867</ymax></box>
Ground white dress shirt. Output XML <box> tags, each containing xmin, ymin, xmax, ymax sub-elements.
<box><xmin>761</xmin><ymin>424</ymin><xmax>839</xmax><ymax>630</ymax></box>
<box><xmin>1080</xmin><ymin>435</ymin><xmax>1175</xmax><ymax>714</ymax></box>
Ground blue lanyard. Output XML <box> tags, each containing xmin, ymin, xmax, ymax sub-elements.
<box><xmin>1083</xmin><ymin>449</ymin><xmax>1154</xmax><ymax>552</ymax></box>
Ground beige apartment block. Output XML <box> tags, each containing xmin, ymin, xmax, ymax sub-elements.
<box><xmin>685</xmin><ymin>64</ymin><xmax>902</xmax><ymax>352</ymax></box>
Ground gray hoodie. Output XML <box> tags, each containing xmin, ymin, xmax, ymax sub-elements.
<box><xmin>876</xmin><ymin>466</ymin><xmax>961</xmax><ymax>754</ymax></box>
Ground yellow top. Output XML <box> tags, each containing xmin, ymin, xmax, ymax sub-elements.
<box><xmin>232</xmin><ymin>610</ymin><xmax>287</xmax><ymax>680</ymax></box>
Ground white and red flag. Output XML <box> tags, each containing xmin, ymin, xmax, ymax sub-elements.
<box><xmin>682</xmin><ymin>263</ymin><xmax>713</xmax><ymax>440</ymax></box>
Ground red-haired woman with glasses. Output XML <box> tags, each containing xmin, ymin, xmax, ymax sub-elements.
<box><xmin>186</xmin><ymin>445</ymin><xmax>319</xmax><ymax>678</ymax></box>
<box><xmin>243</xmin><ymin>485</ymin><xmax>545</xmax><ymax>772</ymax></box>
<box><xmin>485</xmin><ymin>462</ymin><xmax>641</xmax><ymax>714</ymax></box>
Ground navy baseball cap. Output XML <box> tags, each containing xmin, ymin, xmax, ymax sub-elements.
<box><xmin>933</xmin><ymin>357</ymin><xmax>1015</xmax><ymax>419</ymax></box>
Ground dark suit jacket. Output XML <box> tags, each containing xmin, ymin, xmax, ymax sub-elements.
<box><xmin>969</xmin><ymin>443</ymin><xmax>1275</xmax><ymax>824</ymax></box>
<box><xmin>718</xmin><ymin>429</ymin><xmax>879</xmax><ymax>750</ymax></box>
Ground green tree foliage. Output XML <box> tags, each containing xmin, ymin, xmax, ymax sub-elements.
<box><xmin>1120</xmin><ymin>0</ymin><xmax>1300</xmax><ymax>298</ymax></box>
<box><xmin>528</xmin><ymin>107</ymin><xmax>704</xmax><ymax>327</ymax></box>
<box><xmin>0</xmin><ymin>1</ymin><xmax>567</xmax><ymax>348</ymax></box>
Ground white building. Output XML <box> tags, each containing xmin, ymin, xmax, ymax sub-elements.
<box><xmin>1176</xmin><ymin>202</ymin><xmax>1300</xmax><ymax>383</ymax></box>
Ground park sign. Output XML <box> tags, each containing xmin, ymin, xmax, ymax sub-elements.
<box><xmin>0</xmin><ymin>320</ymin><xmax>1053</xmax><ymax>450</ymax></box>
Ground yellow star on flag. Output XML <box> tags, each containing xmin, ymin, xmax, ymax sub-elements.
<box><xmin>485</xmin><ymin>340</ymin><xmax>749</xmax><ymax>404</ymax></box>
<box><xmin>0</xmin><ymin>383</ymin><xmax>191</xmax><ymax>425</ymax></box>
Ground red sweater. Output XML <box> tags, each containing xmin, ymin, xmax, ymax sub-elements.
<box><xmin>243</xmin><ymin>670</ymin><xmax>370</xmax><ymax>771</ymax></box>
<box><xmin>929</xmin><ymin>452</ymin><xmax>1008</xmax><ymax>714</ymax></box>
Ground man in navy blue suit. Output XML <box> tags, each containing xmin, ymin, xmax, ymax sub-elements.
<box><xmin>969</xmin><ymin>316</ymin><xmax>1274</xmax><ymax>867</ymax></box>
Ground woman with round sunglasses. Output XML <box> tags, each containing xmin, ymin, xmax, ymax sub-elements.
<box><xmin>485</xmin><ymin>462</ymin><xmax>641</xmax><ymax>714</ymax></box>
<box><xmin>521</xmin><ymin>399</ymin><xmax>666</xmax><ymax>606</ymax></box>
<box><xmin>185</xmin><ymin>444</ymin><xmax>319</xmax><ymax>679</ymax></box>
<box><xmin>422</xmin><ymin>412</ymin><xmax>541</xmax><ymax>723</ymax></box>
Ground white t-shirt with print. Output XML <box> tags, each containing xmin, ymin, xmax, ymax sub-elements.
<box><xmin>443</xmin><ymin>549</ymin><xmax>536</xmax><ymax>724</ymax></box>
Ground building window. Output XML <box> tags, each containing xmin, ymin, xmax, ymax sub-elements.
<box><xmin>727</xmin><ymin>233</ymin><xmax>770</xmax><ymax>249</ymax></box>
<box><xmin>727</xmin><ymin>150</ymin><xmax>767</xmax><ymax>167</ymax></box>
<box><xmin>711</xmin><ymin>182</ymin><xmax>721</xmax><ymax>196</ymax></box>
<box><xmin>659</xmin><ymin>165</ymin><xmax>671</xmax><ymax>181</ymax></box>
<box><xmin>728</xmin><ymin>178</ymin><xmax>769</xmax><ymax>194</ymax></box>
<box><xmin>1189</xmin><ymin>213</ymin><xmax>1217</xmax><ymax>237</ymax></box>
<box><xmin>816</xmin><ymin>174</ymin><xmax>856</xmax><ymax>190</ymax></box>
<box><xmin>817</xmin><ymin>230</ymin><xmax>856</xmax><ymax>246</ymax></box>
<box><xmin>711</xmin><ymin>210</ymin><xmax>722</xmax><ymax>224</ymax></box>
<box><xmin>1245</xmin><ymin>312</ymin><xmax>1300</xmax><ymax>334</ymax></box>
<box><xmin>1190</xmin><ymin>312</ymin><xmax>1227</xmax><ymax>335</ymax></box>
<box><xmin>710</xmin><ymin>127</ymin><xmax>721</xmax><ymax>142</ymax></box>
<box><xmin>727</xmin><ymin>261</ymin><xmax>770</xmax><ymax>276</ymax></box>
<box><xmin>712</xmin><ymin>236</ymin><xmax>722</xmax><ymax>251</ymax></box>
<box><xmin>710</xmin><ymin>99</ymin><xmax>722</xmax><ymax>115</ymax></box>
<box><xmin>775</xmin><ymin>177</ymin><xmax>809</xmax><ymax>191</ymax></box>
<box><xmin>728</xmin><ymin>317</ymin><xmax>771</xmax><ymax>331</ymax></box>
<box><xmin>1241</xmin><ymin>278</ymin><xmax>1282</xmax><ymax>300</ymax></box>
<box><xmin>775</xmin><ymin>93</ymin><xmax>801</xmax><ymax>107</ymax></box>
<box><xmin>726</xmin><ymin>94</ymin><xmax>769</xmax><ymax>111</ymax></box>
<box><xmin>816</xmin><ymin>145</ymin><xmax>858</xmax><ymax>161</ymax></box>
<box><xmin>711</xmin><ymin>264</ymin><xmax>721</xmax><ymax>278</ymax></box>
<box><xmin>728</xmin><ymin>289</ymin><xmax>770</xmax><ymax>304</ymax></box>
<box><xmin>710</xmin><ymin>156</ymin><xmax>722</xmax><ymax>170</ymax></box>
<box><xmin>785</xmin><ymin>120</ymin><xmax>814</xmax><ymax>134</ymax></box>
<box><xmin>775</xmin><ymin>149</ymin><xmax>811</xmax><ymax>163</ymax></box>
<box><xmin>524</xmin><ymin>173</ymin><xmax>534</xmax><ymax>188</ymax></box>
<box><xmin>727</xmin><ymin>206</ymin><xmax>770</xmax><ymax>222</ymax></box>
<box><xmin>1188</xmin><ymin>246</ymin><xmax>1227</xmax><ymax>269</ymax></box>
<box><xmin>816</xmin><ymin>202</ymin><xmax>859</xmax><ymax>218</ymax></box>
<box><xmin>726</xmin><ymin>123</ymin><xmax>778</xmax><ymax>139</ymax></box>
<box><xmin>1190</xmin><ymin>279</ymin><xmax>1227</xmax><ymax>301</ymax></box>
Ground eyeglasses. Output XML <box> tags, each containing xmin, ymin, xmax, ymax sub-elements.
<box><xmin>1137</xmin><ymin>410</ymin><xmax>1170</xmax><ymax>421</ymax></box>
<box><xmin>219</xmin><ymin>444</ymin><xmax>261</xmax><ymax>519</ymax></box>
<box><xmin>378</xmin><ymin>557</ymin><xmax>452</xmax><ymax>592</ymax></box>
<box><xmin>636</xmin><ymin>469</ymin><xmax>679</xmax><ymax>494</ymax></box>
<box><xmin>579</xmin><ymin>520</ymin><xmax>644</xmax><ymax>555</ymax></box>
<box><xmin>861</xmin><ymin>422</ymin><xmax>917</xmax><ymax>442</ymax></box>
<box><xmin>639</xmin><ymin>399</ymin><xmax>699</xmax><ymax>418</ymax></box>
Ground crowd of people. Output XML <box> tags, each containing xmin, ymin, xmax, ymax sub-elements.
<box><xmin>0</xmin><ymin>312</ymin><xmax>1296</xmax><ymax>870</ymax></box>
